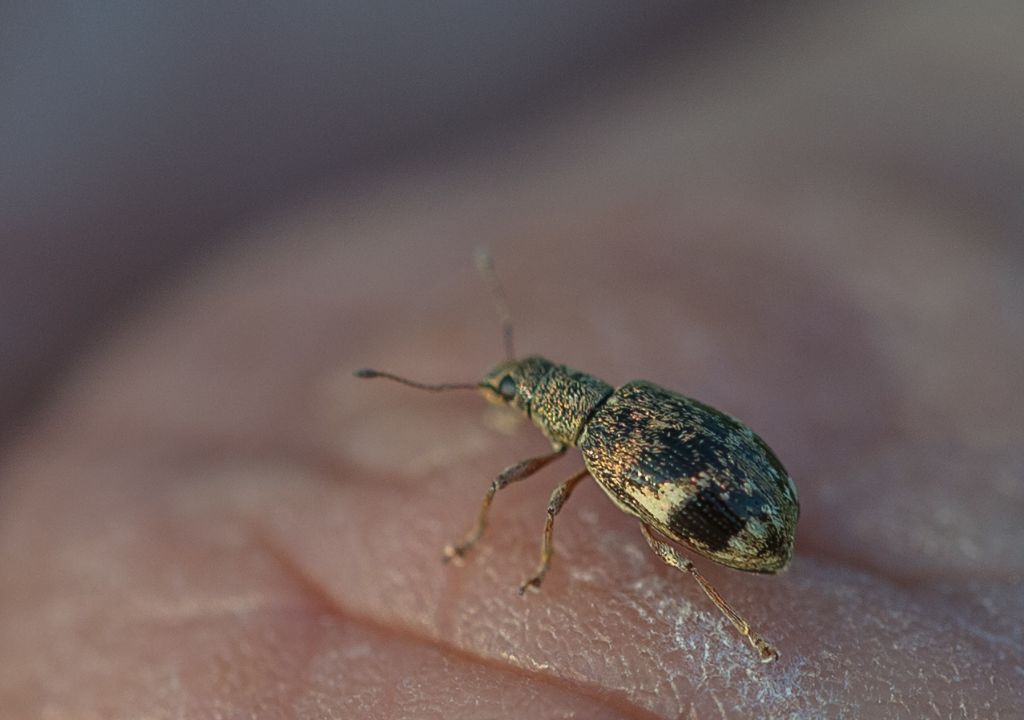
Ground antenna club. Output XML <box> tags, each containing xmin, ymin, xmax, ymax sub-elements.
<box><xmin>354</xmin><ymin>368</ymin><xmax>380</xmax><ymax>378</ymax></box>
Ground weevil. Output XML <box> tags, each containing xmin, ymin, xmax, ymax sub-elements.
<box><xmin>355</xmin><ymin>251</ymin><xmax>799</xmax><ymax>662</ymax></box>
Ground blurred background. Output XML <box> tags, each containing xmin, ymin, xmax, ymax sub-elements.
<box><xmin>4</xmin><ymin>2</ymin><xmax>1023</xmax><ymax>437</ymax></box>
<box><xmin>1</xmin><ymin>1</ymin><xmax>719</xmax><ymax>434</ymax></box>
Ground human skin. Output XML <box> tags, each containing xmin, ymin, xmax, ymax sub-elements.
<box><xmin>3</xmin><ymin>5</ymin><xmax>1024</xmax><ymax>720</ymax></box>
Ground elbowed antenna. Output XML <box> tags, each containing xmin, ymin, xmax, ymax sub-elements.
<box><xmin>355</xmin><ymin>249</ymin><xmax>513</xmax><ymax>392</ymax></box>
<box><xmin>353</xmin><ymin>368</ymin><xmax>482</xmax><ymax>392</ymax></box>
<box><xmin>475</xmin><ymin>247</ymin><xmax>516</xmax><ymax>361</ymax></box>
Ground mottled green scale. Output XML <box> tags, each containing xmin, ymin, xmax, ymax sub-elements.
<box><xmin>578</xmin><ymin>381</ymin><xmax>798</xmax><ymax>573</ymax></box>
<box><xmin>481</xmin><ymin>357</ymin><xmax>799</xmax><ymax>574</ymax></box>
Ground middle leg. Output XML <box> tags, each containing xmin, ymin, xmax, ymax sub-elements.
<box><xmin>518</xmin><ymin>467</ymin><xmax>590</xmax><ymax>595</ymax></box>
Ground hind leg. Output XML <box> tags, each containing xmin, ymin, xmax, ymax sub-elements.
<box><xmin>640</xmin><ymin>524</ymin><xmax>779</xmax><ymax>663</ymax></box>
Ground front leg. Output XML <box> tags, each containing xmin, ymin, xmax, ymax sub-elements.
<box><xmin>443</xmin><ymin>445</ymin><xmax>566</xmax><ymax>562</ymax></box>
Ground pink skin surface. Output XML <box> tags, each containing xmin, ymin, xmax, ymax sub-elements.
<box><xmin>3</xmin><ymin>5</ymin><xmax>1024</xmax><ymax>719</ymax></box>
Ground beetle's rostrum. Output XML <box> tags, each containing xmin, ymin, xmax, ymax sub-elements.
<box><xmin>355</xmin><ymin>254</ymin><xmax>799</xmax><ymax>663</ymax></box>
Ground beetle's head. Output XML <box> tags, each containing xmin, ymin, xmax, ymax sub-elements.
<box><xmin>479</xmin><ymin>355</ymin><xmax>553</xmax><ymax>416</ymax></box>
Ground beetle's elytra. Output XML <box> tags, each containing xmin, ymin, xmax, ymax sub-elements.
<box><xmin>355</xmin><ymin>251</ymin><xmax>799</xmax><ymax>663</ymax></box>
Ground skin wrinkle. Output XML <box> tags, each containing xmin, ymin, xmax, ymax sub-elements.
<box><xmin>260</xmin><ymin>440</ymin><xmax>1020</xmax><ymax>716</ymax></box>
<box><xmin>2</xmin><ymin>210</ymin><xmax>1015</xmax><ymax>716</ymax></box>
<box><xmin>246</xmin><ymin>441</ymin><xmax>770</xmax><ymax>705</ymax></box>
<box><xmin>252</xmin><ymin>524</ymin><xmax>660</xmax><ymax>720</ymax></box>
<box><xmin>3</xmin><ymin>221</ymin><xmax>1021</xmax><ymax>716</ymax></box>
<box><xmin>0</xmin><ymin>438</ymin><xmax>650</xmax><ymax>719</ymax></box>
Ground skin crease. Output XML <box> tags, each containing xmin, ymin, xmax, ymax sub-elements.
<box><xmin>3</xmin><ymin>5</ymin><xmax>1024</xmax><ymax>720</ymax></box>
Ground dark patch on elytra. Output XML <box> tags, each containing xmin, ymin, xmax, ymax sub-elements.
<box><xmin>670</xmin><ymin>485</ymin><xmax>755</xmax><ymax>552</ymax></box>
<box><xmin>579</xmin><ymin>380</ymin><xmax>797</xmax><ymax>571</ymax></box>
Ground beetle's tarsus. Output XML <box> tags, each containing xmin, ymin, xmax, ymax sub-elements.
<box><xmin>442</xmin><ymin>543</ymin><xmax>469</xmax><ymax>564</ymax></box>
<box><xmin>753</xmin><ymin>636</ymin><xmax>779</xmax><ymax>663</ymax></box>
<box><xmin>517</xmin><ymin>575</ymin><xmax>543</xmax><ymax>596</ymax></box>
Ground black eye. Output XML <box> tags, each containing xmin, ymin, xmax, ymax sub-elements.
<box><xmin>497</xmin><ymin>375</ymin><xmax>517</xmax><ymax>400</ymax></box>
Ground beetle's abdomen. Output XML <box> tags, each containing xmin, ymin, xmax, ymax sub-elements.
<box><xmin>578</xmin><ymin>381</ymin><xmax>799</xmax><ymax>573</ymax></box>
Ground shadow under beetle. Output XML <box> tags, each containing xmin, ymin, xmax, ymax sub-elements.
<box><xmin>355</xmin><ymin>250</ymin><xmax>799</xmax><ymax>662</ymax></box>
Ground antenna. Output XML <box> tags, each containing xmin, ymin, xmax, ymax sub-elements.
<box><xmin>475</xmin><ymin>247</ymin><xmax>516</xmax><ymax>360</ymax></box>
<box><xmin>354</xmin><ymin>249</ymin><xmax>515</xmax><ymax>391</ymax></box>
<box><xmin>353</xmin><ymin>368</ymin><xmax>482</xmax><ymax>392</ymax></box>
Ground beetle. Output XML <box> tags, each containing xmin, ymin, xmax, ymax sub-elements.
<box><xmin>355</xmin><ymin>251</ymin><xmax>799</xmax><ymax>662</ymax></box>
